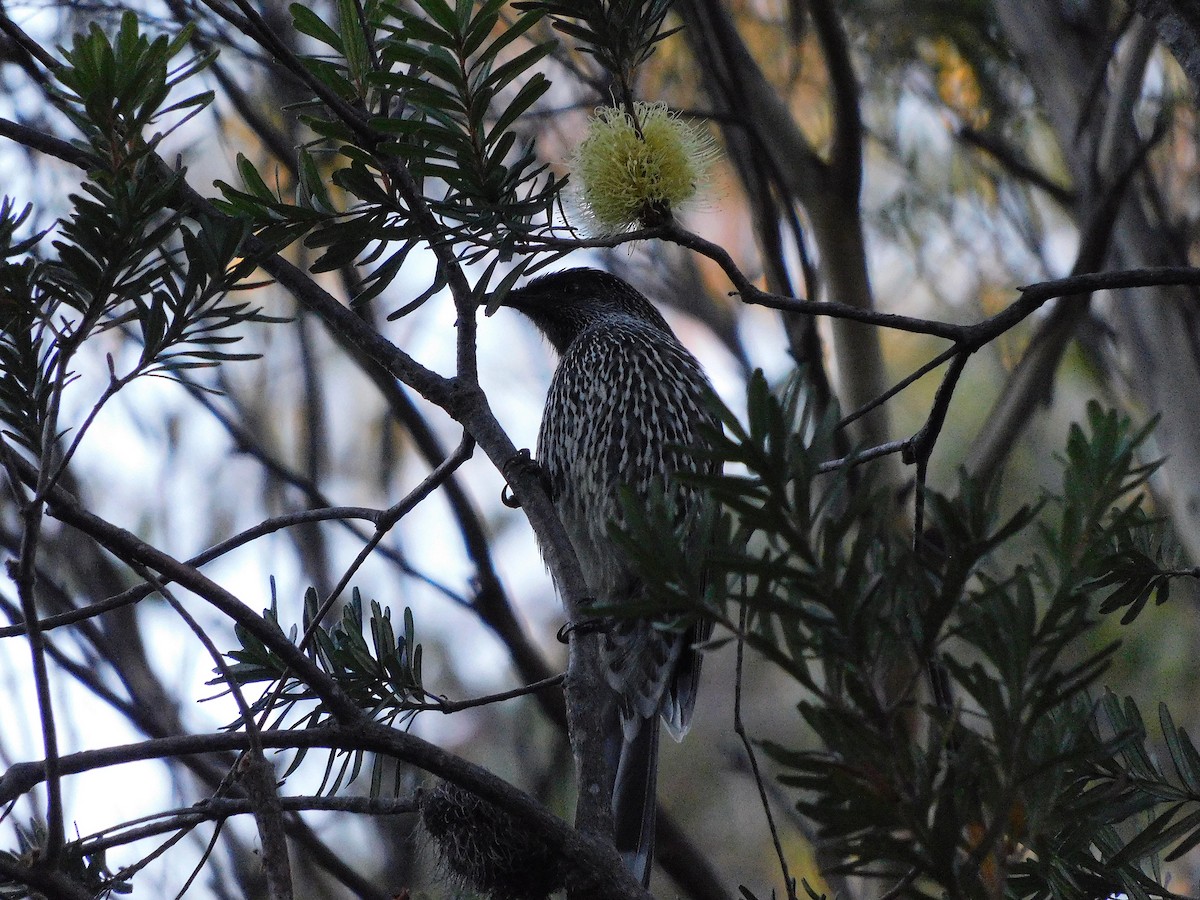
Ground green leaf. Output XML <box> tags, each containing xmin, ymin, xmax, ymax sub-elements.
<box><xmin>413</xmin><ymin>0</ymin><xmax>460</xmax><ymax>38</ymax></box>
<box><xmin>338</xmin><ymin>0</ymin><xmax>372</xmax><ymax>83</ymax></box>
<box><xmin>291</xmin><ymin>4</ymin><xmax>344</xmax><ymax>51</ymax></box>
<box><xmin>489</xmin><ymin>72</ymin><xmax>550</xmax><ymax>138</ymax></box>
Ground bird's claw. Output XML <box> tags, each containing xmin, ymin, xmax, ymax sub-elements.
<box><xmin>556</xmin><ymin>616</ymin><xmax>605</xmax><ymax>643</ymax></box>
<box><xmin>501</xmin><ymin>448</ymin><xmax>555</xmax><ymax>507</ymax></box>
<box><xmin>500</xmin><ymin>483</ymin><xmax>521</xmax><ymax>509</ymax></box>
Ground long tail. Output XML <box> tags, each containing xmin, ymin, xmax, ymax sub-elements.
<box><xmin>611</xmin><ymin>715</ymin><xmax>660</xmax><ymax>886</ymax></box>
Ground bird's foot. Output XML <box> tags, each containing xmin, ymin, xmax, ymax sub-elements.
<box><xmin>501</xmin><ymin>448</ymin><xmax>554</xmax><ymax>507</ymax></box>
<box><xmin>556</xmin><ymin>615</ymin><xmax>606</xmax><ymax>643</ymax></box>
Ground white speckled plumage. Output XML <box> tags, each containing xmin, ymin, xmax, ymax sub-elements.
<box><xmin>540</xmin><ymin>317</ymin><xmax>713</xmax><ymax>729</ymax></box>
<box><xmin>504</xmin><ymin>267</ymin><xmax>718</xmax><ymax>886</ymax></box>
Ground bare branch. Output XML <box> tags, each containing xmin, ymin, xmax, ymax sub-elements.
<box><xmin>0</xmin><ymin>723</ymin><xmax>655</xmax><ymax>900</ymax></box>
<box><xmin>80</xmin><ymin>795</ymin><xmax>417</xmax><ymax>856</ymax></box>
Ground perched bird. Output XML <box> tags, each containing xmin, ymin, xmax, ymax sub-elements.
<box><xmin>503</xmin><ymin>267</ymin><xmax>718</xmax><ymax>886</ymax></box>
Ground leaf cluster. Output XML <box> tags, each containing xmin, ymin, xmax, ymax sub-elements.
<box><xmin>517</xmin><ymin>0</ymin><xmax>678</xmax><ymax>86</ymax></box>
<box><xmin>0</xmin><ymin>819</ymin><xmax>131</xmax><ymax>898</ymax></box>
<box><xmin>221</xmin><ymin>589</ymin><xmax>426</xmax><ymax>796</ymax></box>
<box><xmin>0</xmin><ymin>13</ymin><xmax>278</xmax><ymax>458</ymax></box>
<box><xmin>223</xmin><ymin>588</ymin><xmax>425</xmax><ymax>725</ymax></box>
<box><xmin>217</xmin><ymin>0</ymin><xmax>565</xmax><ymax>309</ymax></box>
<box><xmin>51</xmin><ymin>12</ymin><xmax>213</xmax><ymax>164</ymax></box>
<box><xmin>212</xmin><ymin>0</ymin><xmax>702</xmax><ymax>313</ymax></box>
<box><xmin>620</xmin><ymin>380</ymin><xmax>1200</xmax><ymax>898</ymax></box>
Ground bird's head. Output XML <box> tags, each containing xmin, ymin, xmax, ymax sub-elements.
<box><xmin>499</xmin><ymin>267</ymin><xmax>673</xmax><ymax>354</ymax></box>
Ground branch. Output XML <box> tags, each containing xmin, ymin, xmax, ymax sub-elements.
<box><xmin>0</xmin><ymin>116</ymin><xmax>95</xmax><ymax>167</ymax></box>
<box><xmin>509</xmin><ymin>217</ymin><xmax>1200</xmax><ymax>348</ymax></box>
<box><xmin>0</xmin><ymin>11</ymin><xmax>62</xmax><ymax>73</ymax></box>
<box><xmin>733</xmin><ymin>603</ymin><xmax>797</xmax><ymax>900</ymax></box>
<box><xmin>0</xmin><ymin>434</ymin><xmax>65</xmax><ymax>862</ymax></box>
<box><xmin>958</xmin><ymin>127</ymin><xmax>1075</xmax><ymax>206</ymax></box>
<box><xmin>0</xmin><ymin>723</ymin><xmax>654</xmax><ymax>900</ymax></box>
<box><xmin>904</xmin><ymin>351</ymin><xmax>970</xmax><ymax>539</ymax></box>
<box><xmin>140</xmin><ymin>563</ymin><xmax>293</xmax><ymax>900</ymax></box>
<box><xmin>241</xmin><ymin>753</ymin><xmax>294</xmax><ymax>900</ymax></box>
<box><xmin>295</xmin><ymin>433</ymin><xmax>474</xmax><ymax>641</ymax></box>
<box><xmin>0</xmin><ymin>505</ymin><xmax>379</xmax><ymax>639</ymax></box>
<box><xmin>808</xmin><ymin>0</ymin><xmax>862</xmax><ymax>197</ymax></box>
<box><xmin>0</xmin><ymin>855</ymin><xmax>93</xmax><ymax>900</ymax></box>
<box><xmin>417</xmin><ymin>673</ymin><xmax>566</xmax><ymax>713</ymax></box>
<box><xmin>79</xmin><ymin>795</ymin><xmax>417</xmax><ymax>857</ymax></box>
<box><xmin>2</xmin><ymin>450</ymin><xmax>361</xmax><ymax>721</ymax></box>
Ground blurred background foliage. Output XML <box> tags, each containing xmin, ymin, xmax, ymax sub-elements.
<box><xmin>5</xmin><ymin>0</ymin><xmax>1200</xmax><ymax>897</ymax></box>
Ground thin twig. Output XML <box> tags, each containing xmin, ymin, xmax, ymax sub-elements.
<box><xmin>174</xmin><ymin>821</ymin><xmax>225</xmax><ymax>900</ymax></box>
<box><xmin>80</xmin><ymin>795</ymin><xmax>417</xmax><ymax>857</ymax></box>
<box><xmin>134</xmin><ymin>564</ymin><xmax>292</xmax><ymax>900</ymax></box>
<box><xmin>0</xmin><ymin>505</ymin><xmax>382</xmax><ymax>639</ymax></box>
<box><xmin>0</xmin><ymin>12</ymin><xmax>61</xmax><ymax>72</ymax></box>
<box><xmin>0</xmin><ymin>722</ymin><xmax>654</xmax><ymax>900</ymax></box>
<box><xmin>958</xmin><ymin>127</ymin><xmax>1075</xmax><ymax>206</ymax></box>
<box><xmin>816</xmin><ymin>438</ymin><xmax>909</xmax><ymax>475</ymax></box>
<box><xmin>877</xmin><ymin>868</ymin><xmax>920</xmax><ymax>900</ymax></box>
<box><xmin>297</xmin><ymin>432</ymin><xmax>476</xmax><ymax>647</ymax></box>
<box><xmin>904</xmin><ymin>350</ymin><xmax>971</xmax><ymax>538</ymax></box>
<box><xmin>733</xmin><ymin>601</ymin><xmax>798</xmax><ymax>900</ymax></box>
<box><xmin>415</xmin><ymin>672</ymin><xmax>565</xmax><ymax>713</ymax></box>
<box><xmin>1</xmin><ymin>425</ymin><xmax>65</xmax><ymax>867</ymax></box>
<box><xmin>107</xmin><ymin>817</ymin><xmax>199</xmax><ymax>894</ymax></box>
<box><xmin>251</xmin><ymin>433</ymin><xmax>476</xmax><ymax>733</ymax></box>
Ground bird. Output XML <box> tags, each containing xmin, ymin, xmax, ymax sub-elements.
<box><xmin>502</xmin><ymin>266</ymin><xmax>718</xmax><ymax>887</ymax></box>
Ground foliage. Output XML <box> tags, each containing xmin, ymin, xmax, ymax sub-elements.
<box><xmin>518</xmin><ymin>0</ymin><xmax>678</xmax><ymax>88</ymax></box>
<box><xmin>0</xmin><ymin>12</ymin><xmax>275</xmax><ymax>460</ymax></box>
<box><xmin>220</xmin><ymin>588</ymin><xmax>426</xmax><ymax>798</ymax></box>
<box><xmin>621</xmin><ymin>382</ymin><xmax>1200</xmax><ymax>898</ymax></box>
<box><xmin>223</xmin><ymin>588</ymin><xmax>425</xmax><ymax>728</ymax></box>
<box><xmin>0</xmin><ymin>820</ymin><xmax>131</xmax><ymax>898</ymax></box>
<box><xmin>213</xmin><ymin>0</ymin><xmax>691</xmax><ymax>311</ymax></box>
<box><xmin>5</xmin><ymin>2</ymin><xmax>1200</xmax><ymax>899</ymax></box>
<box><xmin>216</xmin><ymin>0</ymin><xmax>566</xmax><ymax>309</ymax></box>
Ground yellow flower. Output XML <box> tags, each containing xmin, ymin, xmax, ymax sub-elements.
<box><xmin>571</xmin><ymin>102</ymin><xmax>717</xmax><ymax>235</ymax></box>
